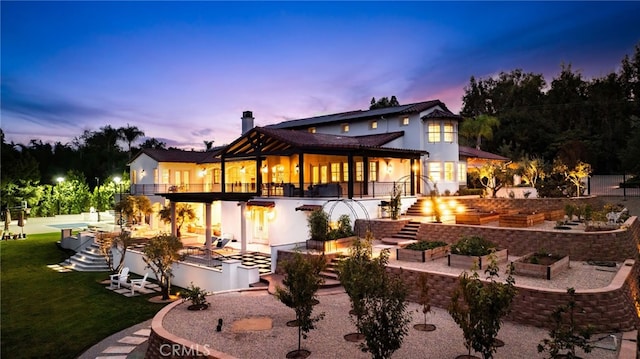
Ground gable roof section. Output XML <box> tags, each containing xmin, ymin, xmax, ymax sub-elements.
<box><xmin>266</xmin><ymin>100</ymin><xmax>455</xmax><ymax>130</ymax></box>
<box><xmin>459</xmin><ymin>146</ymin><xmax>510</xmax><ymax>161</ymax></box>
<box><xmin>421</xmin><ymin>109</ymin><xmax>463</xmax><ymax>120</ymax></box>
<box><xmin>217</xmin><ymin>127</ymin><xmax>426</xmax><ymax>159</ymax></box>
<box><xmin>129</xmin><ymin>148</ymin><xmax>210</xmax><ymax>165</ymax></box>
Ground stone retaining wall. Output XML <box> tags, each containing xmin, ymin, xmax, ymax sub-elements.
<box><xmin>388</xmin><ymin>259</ymin><xmax>640</xmax><ymax>332</ymax></box>
<box><xmin>454</xmin><ymin>196</ymin><xmax>605</xmax><ymax>214</ymax></box>
<box><xmin>355</xmin><ymin>216</ymin><xmax>639</xmax><ymax>262</ymax></box>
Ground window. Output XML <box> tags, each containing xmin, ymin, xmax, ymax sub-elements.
<box><xmin>308</xmin><ymin>127</ymin><xmax>316</xmax><ymax>134</ymax></box>
<box><xmin>429</xmin><ymin>162</ymin><xmax>441</xmax><ymax>181</ymax></box>
<box><xmin>162</xmin><ymin>169</ymin><xmax>170</xmax><ymax>184</ymax></box>
<box><xmin>355</xmin><ymin>162</ymin><xmax>364</xmax><ymax>182</ymax></box>
<box><xmin>342</xmin><ymin>163</ymin><xmax>349</xmax><ymax>182</ymax></box>
<box><xmin>154</xmin><ymin>169</ymin><xmax>158</xmax><ymax>183</ymax></box>
<box><xmin>458</xmin><ymin>163</ymin><xmax>467</xmax><ymax>182</ymax></box>
<box><xmin>213</xmin><ymin>168</ymin><xmax>221</xmax><ymax>184</ymax></box>
<box><xmin>331</xmin><ymin>163</ymin><xmax>341</xmax><ymax>182</ymax></box>
<box><xmin>312</xmin><ymin>166</ymin><xmax>319</xmax><ymax>184</ymax></box>
<box><xmin>444</xmin><ymin>121</ymin><xmax>455</xmax><ymax>143</ymax></box>
<box><xmin>174</xmin><ymin>171</ymin><xmax>181</xmax><ymax>185</ymax></box>
<box><xmin>341</xmin><ymin>124</ymin><xmax>350</xmax><ymax>133</ymax></box>
<box><xmin>320</xmin><ymin>165</ymin><xmax>328</xmax><ymax>183</ymax></box>
<box><xmin>402</xmin><ymin>117</ymin><xmax>410</xmax><ymax>126</ymax></box>
<box><xmin>369</xmin><ymin>162</ymin><xmax>378</xmax><ymax>182</ymax></box>
<box><xmin>370</xmin><ymin>120</ymin><xmax>378</xmax><ymax>129</ymax></box>
<box><xmin>444</xmin><ymin>162</ymin><xmax>454</xmax><ymax>181</ymax></box>
<box><xmin>428</xmin><ymin>122</ymin><xmax>441</xmax><ymax>143</ymax></box>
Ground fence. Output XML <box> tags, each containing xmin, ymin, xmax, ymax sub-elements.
<box><xmin>588</xmin><ymin>175</ymin><xmax>640</xmax><ymax>197</ymax></box>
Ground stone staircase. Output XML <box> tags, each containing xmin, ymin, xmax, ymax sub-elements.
<box><xmin>61</xmin><ymin>241</ymin><xmax>110</xmax><ymax>272</ymax></box>
<box><xmin>391</xmin><ymin>221</ymin><xmax>421</xmax><ymax>241</ymax></box>
<box><xmin>404</xmin><ymin>197</ymin><xmax>429</xmax><ymax>217</ymax></box>
<box><xmin>255</xmin><ymin>255</ymin><xmax>345</xmax><ymax>292</ymax></box>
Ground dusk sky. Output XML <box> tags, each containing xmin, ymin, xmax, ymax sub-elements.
<box><xmin>2</xmin><ymin>1</ymin><xmax>640</xmax><ymax>150</ymax></box>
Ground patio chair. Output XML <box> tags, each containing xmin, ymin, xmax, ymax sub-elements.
<box><xmin>130</xmin><ymin>273</ymin><xmax>149</xmax><ymax>295</ymax></box>
<box><xmin>109</xmin><ymin>267</ymin><xmax>129</xmax><ymax>289</ymax></box>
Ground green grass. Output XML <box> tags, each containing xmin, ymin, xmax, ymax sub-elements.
<box><xmin>1</xmin><ymin>233</ymin><xmax>166</xmax><ymax>359</ymax></box>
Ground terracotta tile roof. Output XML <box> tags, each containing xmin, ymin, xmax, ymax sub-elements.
<box><xmin>421</xmin><ymin>109</ymin><xmax>463</xmax><ymax>120</ymax></box>
<box><xmin>459</xmin><ymin>146</ymin><xmax>510</xmax><ymax>161</ymax></box>
<box><xmin>129</xmin><ymin>148</ymin><xmax>211</xmax><ymax>164</ymax></box>
<box><xmin>267</xmin><ymin>100</ymin><xmax>456</xmax><ymax>129</ymax></box>
<box><xmin>247</xmin><ymin>200</ymin><xmax>275</xmax><ymax>208</ymax></box>
<box><xmin>256</xmin><ymin>127</ymin><xmax>407</xmax><ymax>150</ymax></box>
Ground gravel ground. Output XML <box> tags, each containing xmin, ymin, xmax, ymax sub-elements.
<box><xmin>163</xmin><ymin>290</ymin><xmax>620</xmax><ymax>359</ymax></box>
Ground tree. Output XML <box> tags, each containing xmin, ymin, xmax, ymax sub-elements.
<box><xmin>114</xmin><ymin>195</ymin><xmax>137</xmax><ymax>226</ymax></box>
<box><xmin>356</xmin><ymin>249</ymin><xmax>411</xmax><ymax>359</ymax></box>
<box><xmin>158</xmin><ymin>203</ymin><xmax>196</xmax><ymax>237</ymax></box>
<box><xmin>142</xmin><ymin>233</ymin><xmax>184</xmax><ymax>300</ymax></box>
<box><xmin>275</xmin><ymin>251</ymin><xmax>326</xmax><ymax>358</ymax></box>
<box><xmin>99</xmin><ymin>231</ymin><xmax>132</xmax><ymax>272</ymax></box>
<box><xmin>448</xmin><ymin>254</ymin><xmax>517</xmax><ymax>359</ymax></box>
<box><xmin>307</xmin><ymin>209</ymin><xmax>329</xmax><ymax>241</ymax></box>
<box><xmin>140</xmin><ymin>138</ymin><xmax>166</xmax><ymax>149</ymax></box>
<box><xmin>554</xmin><ymin>160</ymin><xmax>592</xmax><ymax>197</ymax></box>
<box><xmin>460</xmin><ymin>114</ymin><xmax>500</xmax><ymax>150</ymax></box>
<box><xmin>118</xmin><ymin>124</ymin><xmax>145</xmax><ymax>159</ymax></box>
<box><xmin>472</xmin><ymin>161</ymin><xmax>513</xmax><ymax>198</ymax></box>
<box><xmin>538</xmin><ymin>288</ymin><xmax>594</xmax><ymax>359</ymax></box>
<box><xmin>518</xmin><ymin>156</ymin><xmax>546</xmax><ymax>187</ymax></box>
<box><xmin>203</xmin><ymin>140</ymin><xmax>215</xmax><ymax>151</ymax></box>
<box><xmin>415</xmin><ymin>272</ymin><xmax>434</xmax><ymax>331</ymax></box>
<box><xmin>369</xmin><ymin>96</ymin><xmax>400</xmax><ymax>110</ymax></box>
<box><xmin>132</xmin><ymin>195</ymin><xmax>152</xmax><ymax>225</ymax></box>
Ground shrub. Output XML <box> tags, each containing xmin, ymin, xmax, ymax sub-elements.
<box><xmin>181</xmin><ymin>282</ymin><xmax>209</xmax><ymax>307</ymax></box>
<box><xmin>405</xmin><ymin>241</ymin><xmax>448</xmax><ymax>251</ymax></box>
<box><xmin>308</xmin><ymin>209</ymin><xmax>329</xmax><ymax>241</ymax></box>
<box><xmin>450</xmin><ymin>236</ymin><xmax>496</xmax><ymax>256</ymax></box>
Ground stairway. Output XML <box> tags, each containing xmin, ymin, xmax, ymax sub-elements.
<box><xmin>390</xmin><ymin>221</ymin><xmax>421</xmax><ymax>241</ymax></box>
<box><xmin>404</xmin><ymin>197</ymin><xmax>429</xmax><ymax>217</ymax></box>
<box><xmin>61</xmin><ymin>241</ymin><xmax>110</xmax><ymax>272</ymax></box>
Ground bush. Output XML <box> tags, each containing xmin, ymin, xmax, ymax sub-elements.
<box><xmin>450</xmin><ymin>236</ymin><xmax>496</xmax><ymax>256</ymax></box>
<box><xmin>181</xmin><ymin>282</ymin><xmax>208</xmax><ymax>307</ymax></box>
<box><xmin>405</xmin><ymin>241</ymin><xmax>448</xmax><ymax>251</ymax></box>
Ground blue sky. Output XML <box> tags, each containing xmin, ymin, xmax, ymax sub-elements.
<box><xmin>2</xmin><ymin>1</ymin><xmax>639</xmax><ymax>149</ymax></box>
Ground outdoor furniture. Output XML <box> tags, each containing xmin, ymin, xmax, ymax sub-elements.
<box><xmin>130</xmin><ymin>273</ymin><xmax>149</xmax><ymax>295</ymax></box>
<box><xmin>109</xmin><ymin>267</ymin><xmax>129</xmax><ymax>289</ymax></box>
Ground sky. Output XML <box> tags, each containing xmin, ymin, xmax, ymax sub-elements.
<box><xmin>2</xmin><ymin>1</ymin><xmax>640</xmax><ymax>150</ymax></box>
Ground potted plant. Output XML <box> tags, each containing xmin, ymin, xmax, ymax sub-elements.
<box><xmin>397</xmin><ymin>240</ymin><xmax>449</xmax><ymax>262</ymax></box>
<box><xmin>181</xmin><ymin>282</ymin><xmax>209</xmax><ymax>310</ymax></box>
<box><xmin>448</xmin><ymin>236</ymin><xmax>508</xmax><ymax>270</ymax></box>
<box><xmin>512</xmin><ymin>251</ymin><xmax>570</xmax><ymax>280</ymax></box>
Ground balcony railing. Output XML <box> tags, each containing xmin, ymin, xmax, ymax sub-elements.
<box><xmin>130</xmin><ymin>181</ymin><xmax>414</xmax><ymax>199</ymax></box>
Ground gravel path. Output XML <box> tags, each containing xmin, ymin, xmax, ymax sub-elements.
<box><xmin>163</xmin><ymin>290</ymin><xmax>620</xmax><ymax>359</ymax></box>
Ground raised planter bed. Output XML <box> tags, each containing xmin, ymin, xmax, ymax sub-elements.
<box><xmin>448</xmin><ymin>248</ymin><xmax>508</xmax><ymax>270</ymax></box>
<box><xmin>499</xmin><ymin>212</ymin><xmax>545</xmax><ymax>227</ymax></box>
<box><xmin>455</xmin><ymin>212</ymin><xmax>499</xmax><ymax>225</ymax></box>
<box><xmin>512</xmin><ymin>253</ymin><xmax>570</xmax><ymax>280</ymax></box>
<box><xmin>544</xmin><ymin>209</ymin><xmax>565</xmax><ymax>221</ymax></box>
<box><xmin>306</xmin><ymin>236</ymin><xmax>357</xmax><ymax>252</ymax></box>
<box><xmin>396</xmin><ymin>242</ymin><xmax>450</xmax><ymax>262</ymax></box>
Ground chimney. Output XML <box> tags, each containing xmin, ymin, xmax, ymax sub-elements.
<box><xmin>241</xmin><ymin>111</ymin><xmax>254</xmax><ymax>134</ymax></box>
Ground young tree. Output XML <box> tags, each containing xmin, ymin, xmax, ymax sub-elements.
<box><xmin>474</xmin><ymin>161</ymin><xmax>513</xmax><ymax>198</ymax></box>
<box><xmin>275</xmin><ymin>251</ymin><xmax>326</xmax><ymax>358</ymax></box>
<box><xmin>448</xmin><ymin>254</ymin><xmax>517</xmax><ymax>359</ymax></box>
<box><xmin>158</xmin><ymin>203</ymin><xmax>196</xmax><ymax>237</ymax></box>
<box><xmin>99</xmin><ymin>231</ymin><xmax>132</xmax><ymax>272</ymax></box>
<box><xmin>132</xmin><ymin>195</ymin><xmax>152</xmax><ymax>225</ymax></box>
<box><xmin>518</xmin><ymin>156</ymin><xmax>546</xmax><ymax>187</ymax></box>
<box><xmin>559</xmin><ymin>161</ymin><xmax>592</xmax><ymax>198</ymax></box>
<box><xmin>356</xmin><ymin>249</ymin><xmax>411</xmax><ymax>359</ymax></box>
<box><xmin>415</xmin><ymin>272</ymin><xmax>434</xmax><ymax>331</ymax></box>
<box><xmin>142</xmin><ymin>233</ymin><xmax>184</xmax><ymax>300</ymax></box>
<box><xmin>538</xmin><ymin>288</ymin><xmax>594</xmax><ymax>359</ymax></box>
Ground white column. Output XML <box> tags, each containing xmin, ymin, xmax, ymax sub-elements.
<box><xmin>170</xmin><ymin>201</ymin><xmax>177</xmax><ymax>237</ymax></box>
<box><xmin>240</xmin><ymin>202</ymin><xmax>247</xmax><ymax>253</ymax></box>
<box><xmin>205</xmin><ymin>202</ymin><xmax>212</xmax><ymax>258</ymax></box>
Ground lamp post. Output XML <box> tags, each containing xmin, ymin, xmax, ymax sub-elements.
<box><xmin>114</xmin><ymin>176</ymin><xmax>123</xmax><ymax>229</ymax></box>
<box><xmin>95</xmin><ymin>177</ymin><xmax>101</xmax><ymax>222</ymax></box>
<box><xmin>56</xmin><ymin>177</ymin><xmax>64</xmax><ymax>215</ymax></box>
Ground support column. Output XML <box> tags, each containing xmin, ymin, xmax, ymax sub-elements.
<box><xmin>240</xmin><ymin>202</ymin><xmax>247</xmax><ymax>253</ymax></box>
<box><xmin>170</xmin><ymin>201</ymin><xmax>177</xmax><ymax>237</ymax></box>
<box><xmin>205</xmin><ymin>202</ymin><xmax>212</xmax><ymax>259</ymax></box>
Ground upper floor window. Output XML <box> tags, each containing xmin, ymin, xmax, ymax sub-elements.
<box><xmin>341</xmin><ymin>124</ymin><xmax>350</xmax><ymax>133</ymax></box>
<box><xmin>401</xmin><ymin>117</ymin><xmax>410</xmax><ymax>126</ymax></box>
<box><xmin>443</xmin><ymin>121</ymin><xmax>455</xmax><ymax>143</ymax></box>
<box><xmin>369</xmin><ymin>161</ymin><xmax>378</xmax><ymax>182</ymax></box>
<box><xmin>428</xmin><ymin>122</ymin><xmax>441</xmax><ymax>143</ymax></box>
<box><xmin>355</xmin><ymin>162</ymin><xmax>364</xmax><ymax>182</ymax></box>
<box><xmin>331</xmin><ymin>163</ymin><xmax>341</xmax><ymax>182</ymax></box>
<box><xmin>213</xmin><ymin>168</ymin><xmax>221</xmax><ymax>184</ymax></box>
<box><xmin>308</xmin><ymin>127</ymin><xmax>316</xmax><ymax>134</ymax></box>
<box><xmin>370</xmin><ymin>120</ymin><xmax>378</xmax><ymax>130</ymax></box>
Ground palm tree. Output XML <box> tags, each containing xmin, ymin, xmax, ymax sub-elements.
<box><xmin>203</xmin><ymin>140</ymin><xmax>215</xmax><ymax>151</ymax></box>
<box><xmin>460</xmin><ymin>114</ymin><xmax>500</xmax><ymax>150</ymax></box>
<box><xmin>118</xmin><ymin>124</ymin><xmax>145</xmax><ymax>159</ymax></box>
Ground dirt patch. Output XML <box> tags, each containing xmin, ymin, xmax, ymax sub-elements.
<box><xmin>231</xmin><ymin>316</ymin><xmax>273</xmax><ymax>332</ymax></box>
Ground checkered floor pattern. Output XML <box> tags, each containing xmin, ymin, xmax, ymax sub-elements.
<box><xmin>223</xmin><ymin>252</ymin><xmax>272</xmax><ymax>275</ymax></box>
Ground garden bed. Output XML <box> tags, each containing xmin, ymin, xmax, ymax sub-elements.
<box><xmin>512</xmin><ymin>253</ymin><xmax>570</xmax><ymax>280</ymax></box>
<box><xmin>499</xmin><ymin>212</ymin><xmax>545</xmax><ymax>227</ymax></box>
<box><xmin>455</xmin><ymin>212</ymin><xmax>499</xmax><ymax>225</ymax></box>
<box><xmin>544</xmin><ymin>209</ymin><xmax>565</xmax><ymax>221</ymax></box>
<box><xmin>448</xmin><ymin>248</ymin><xmax>508</xmax><ymax>270</ymax></box>
<box><xmin>396</xmin><ymin>242</ymin><xmax>450</xmax><ymax>262</ymax></box>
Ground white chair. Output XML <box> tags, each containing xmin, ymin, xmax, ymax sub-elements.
<box><xmin>130</xmin><ymin>273</ymin><xmax>149</xmax><ymax>295</ymax></box>
<box><xmin>109</xmin><ymin>267</ymin><xmax>129</xmax><ymax>289</ymax></box>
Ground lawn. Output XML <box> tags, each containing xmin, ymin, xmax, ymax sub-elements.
<box><xmin>0</xmin><ymin>233</ymin><xmax>166</xmax><ymax>359</ymax></box>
